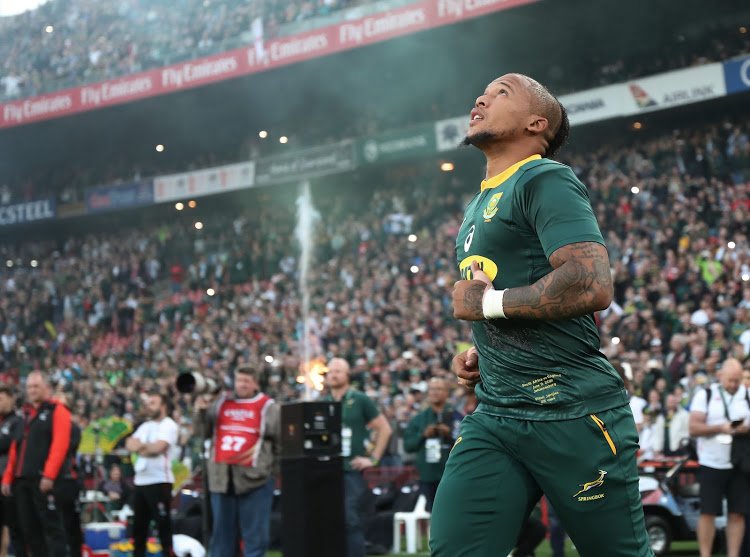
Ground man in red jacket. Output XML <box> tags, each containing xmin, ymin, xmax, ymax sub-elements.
<box><xmin>1</xmin><ymin>371</ymin><xmax>72</xmax><ymax>557</ymax></box>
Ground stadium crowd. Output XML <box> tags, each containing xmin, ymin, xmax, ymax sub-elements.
<box><xmin>0</xmin><ymin>0</ymin><xmax>370</xmax><ymax>104</ymax></box>
<box><xmin>1</xmin><ymin>1</ymin><xmax>749</xmax><ymax>208</ymax></box>
<box><xmin>0</xmin><ymin>114</ymin><xmax>749</xmax><ymax>475</ymax></box>
<box><xmin>1</xmin><ymin>0</ymin><xmax>748</xmax><ymax>106</ymax></box>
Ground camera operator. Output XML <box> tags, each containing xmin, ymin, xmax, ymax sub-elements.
<box><xmin>689</xmin><ymin>358</ymin><xmax>750</xmax><ymax>557</ymax></box>
<box><xmin>193</xmin><ymin>365</ymin><xmax>280</xmax><ymax>557</ymax></box>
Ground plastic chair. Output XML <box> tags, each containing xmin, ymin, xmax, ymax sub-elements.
<box><xmin>392</xmin><ymin>494</ymin><xmax>431</xmax><ymax>554</ymax></box>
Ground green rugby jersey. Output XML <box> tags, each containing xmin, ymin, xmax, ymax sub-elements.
<box><xmin>322</xmin><ymin>388</ymin><xmax>380</xmax><ymax>471</ymax></box>
<box><xmin>455</xmin><ymin>155</ymin><xmax>627</xmax><ymax>421</ymax></box>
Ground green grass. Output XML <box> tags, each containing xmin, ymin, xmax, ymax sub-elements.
<box><xmin>268</xmin><ymin>539</ymin><xmax>715</xmax><ymax>556</ymax></box>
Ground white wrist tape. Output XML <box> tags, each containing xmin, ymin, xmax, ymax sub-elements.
<box><xmin>482</xmin><ymin>289</ymin><xmax>508</xmax><ymax>319</ymax></box>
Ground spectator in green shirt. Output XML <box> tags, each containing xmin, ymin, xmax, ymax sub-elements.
<box><xmin>403</xmin><ymin>377</ymin><xmax>462</xmax><ymax>511</ymax></box>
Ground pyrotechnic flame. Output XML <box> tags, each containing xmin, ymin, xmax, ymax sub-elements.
<box><xmin>297</xmin><ymin>359</ymin><xmax>329</xmax><ymax>392</ymax></box>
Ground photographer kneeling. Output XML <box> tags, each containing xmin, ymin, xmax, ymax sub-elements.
<box><xmin>689</xmin><ymin>358</ymin><xmax>750</xmax><ymax>557</ymax></box>
<box><xmin>194</xmin><ymin>365</ymin><xmax>280</xmax><ymax>557</ymax></box>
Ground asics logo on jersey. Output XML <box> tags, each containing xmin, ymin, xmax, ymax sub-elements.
<box><xmin>573</xmin><ymin>469</ymin><xmax>607</xmax><ymax>499</ymax></box>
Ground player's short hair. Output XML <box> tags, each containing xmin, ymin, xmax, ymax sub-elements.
<box><xmin>546</xmin><ymin>101</ymin><xmax>569</xmax><ymax>159</ymax></box>
<box><xmin>523</xmin><ymin>76</ymin><xmax>569</xmax><ymax>158</ymax></box>
<box><xmin>0</xmin><ymin>385</ymin><xmax>13</xmax><ymax>398</ymax></box>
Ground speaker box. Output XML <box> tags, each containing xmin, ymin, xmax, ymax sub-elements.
<box><xmin>281</xmin><ymin>456</ymin><xmax>345</xmax><ymax>557</ymax></box>
<box><xmin>282</xmin><ymin>401</ymin><xmax>342</xmax><ymax>458</ymax></box>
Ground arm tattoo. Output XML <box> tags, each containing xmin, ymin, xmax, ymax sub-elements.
<box><xmin>503</xmin><ymin>242</ymin><xmax>613</xmax><ymax>321</ymax></box>
<box><xmin>463</xmin><ymin>283</ymin><xmax>486</xmax><ymax>320</ymax></box>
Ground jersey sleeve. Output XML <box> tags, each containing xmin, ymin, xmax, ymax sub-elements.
<box><xmin>690</xmin><ymin>388</ymin><xmax>708</xmax><ymax>414</ymax></box>
<box><xmin>361</xmin><ymin>394</ymin><xmax>380</xmax><ymax>425</ymax></box>
<box><xmin>517</xmin><ymin>166</ymin><xmax>605</xmax><ymax>259</ymax></box>
<box><xmin>44</xmin><ymin>403</ymin><xmax>72</xmax><ymax>480</ymax></box>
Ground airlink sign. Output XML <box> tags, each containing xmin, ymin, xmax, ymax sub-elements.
<box><xmin>724</xmin><ymin>55</ymin><xmax>750</xmax><ymax>94</ymax></box>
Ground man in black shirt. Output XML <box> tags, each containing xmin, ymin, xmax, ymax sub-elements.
<box><xmin>0</xmin><ymin>385</ymin><xmax>26</xmax><ymax>557</ymax></box>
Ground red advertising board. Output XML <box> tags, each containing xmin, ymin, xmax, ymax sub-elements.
<box><xmin>0</xmin><ymin>0</ymin><xmax>537</xmax><ymax>129</ymax></box>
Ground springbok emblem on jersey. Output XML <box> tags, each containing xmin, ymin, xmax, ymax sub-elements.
<box><xmin>573</xmin><ymin>470</ymin><xmax>607</xmax><ymax>498</ymax></box>
<box><xmin>482</xmin><ymin>192</ymin><xmax>502</xmax><ymax>221</ymax></box>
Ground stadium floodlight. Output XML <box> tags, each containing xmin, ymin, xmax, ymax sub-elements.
<box><xmin>743</xmin><ymin>274</ymin><xmax>750</xmax><ymax>282</ymax></box>
<box><xmin>631</xmin><ymin>186</ymin><xmax>640</xmax><ymax>194</ymax></box>
<box><xmin>206</xmin><ymin>288</ymin><xmax>215</xmax><ymax>296</ymax></box>
<box><xmin>611</xmin><ymin>337</ymin><xmax>621</xmax><ymax>345</ymax></box>
<box><xmin>188</xmin><ymin>200</ymin><xmax>197</xmax><ymax>208</ymax></box>
<box><xmin>410</xmin><ymin>265</ymin><xmax>419</xmax><ymax>274</ymax></box>
<box><xmin>30</xmin><ymin>260</ymin><xmax>38</xmax><ymax>268</ymax></box>
<box><xmin>5</xmin><ymin>260</ymin><xmax>12</xmax><ymax>268</ymax></box>
<box><xmin>408</xmin><ymin>234</ymin><xmax>417</xmax><ymax>243</ymax></box>
<box><xmin>45</xmin><ymin>25</ymin><xmax>53</xmax><ymax>33</ymax></box>
<box><xmin>155</xmin><ymin>144</ymin><xmax>165</xmax><ymax>152</ymax></box>
<box><xmin>175</xmin><ymin>202</ymin><xmax>184</xmax><ymax>211</ymax></box>
<box><xmin>259</xmin><ymin>130</ymin><xmax>268</xmax><ymax>139</ymax></box>
<box><xmin>728</xmin><ymin>241</ymin><xmax>736</xmax><ymax>249</ymax></box>
<box><xmin>265</xmin><ymin>355</ymin><xmax>274</xmax><ymax>363</ymax></box>
<box><xmin>279</xmin><ymin>136</ymin><xmax>288</xmax><ymax>144</ymax></box>
<box><xmin>441</xmin><ymin>162</ymin><xmax>454</xmax><ymax>172</ymax></box>
<box><xmin>195</xmin><ymin>222</ymin><xmax>204</xmax><ymax>230</ymax></box>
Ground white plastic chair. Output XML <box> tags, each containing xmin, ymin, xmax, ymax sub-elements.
<box><xmin>393</xmin><ymin>494</ymin><xmax>431</xmax><ymax>554</ymax></box>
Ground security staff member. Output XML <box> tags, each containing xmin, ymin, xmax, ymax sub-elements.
<box><xmin>323</xmin><ymin>358</ymin><xmax>392</xmax><ymax>557</ymax></box>
<box><xmin>0</xmin><ymin>385</ymin><xmax>26</xmax><ymax>557</ymax></box>
<box><xmin>1</xmin><ymin>372</ymin><xmax>72</xmax><ymax>557</ymax></box>
<box><xmin>403</xmin><ymin>377</ymin><xmax>462</xmax><ymax>510</ymax></box>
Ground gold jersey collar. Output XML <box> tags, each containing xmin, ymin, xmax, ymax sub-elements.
<box><xmin>480</xmin><ymin>154</ymin><xmax>542</xmax><ymax>192</ymax></box>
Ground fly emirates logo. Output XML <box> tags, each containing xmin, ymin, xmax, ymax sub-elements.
<box><xmin>339</xmin><ymin>9</ymin><xmax>426</xmax><ymax>44</ymax></box>
<box><xmin>437</xmin><ymin>0</ymin><xmax>513</xmax><ymax>18</ymax></box>
<box><xmin>162</xmin><ymin>57</ymin><xmax>239</xmax><ymax>88</ymax></box>
<box><xmin>3</xmin><ymin>95</ymin><xmax>73</xmax><ymax>124</ymax></box>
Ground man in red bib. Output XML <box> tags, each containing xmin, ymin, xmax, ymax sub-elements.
<box><xmin>195</xmin><ymin>365</ymin><xmax>281</xmax><ymax>557</ymax></box>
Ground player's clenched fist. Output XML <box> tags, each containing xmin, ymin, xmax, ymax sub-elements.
<box><xmin>452</xmin><ymin>346</ymin><xmax>481</xmax><ymax>390</ymax></box>
<box><xmin>452</xmin><ymin>260</ymin><xmax>494</xmax><ymax>321</ymax></box>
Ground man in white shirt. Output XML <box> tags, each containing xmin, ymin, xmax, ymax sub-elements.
<box><xmin>652</xmin><ymin>393</ymin><xmax>690</xmax><ymax>457</ymax></box>
<box><xmin>689</xmin><ymin>359</ymin><xmax>750</xmax><ymax>557</ymax></box>
<box><xmin>125</xmin><ymin>393</ymin><xmax>179</xmax><ymax>557</ymax></box>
